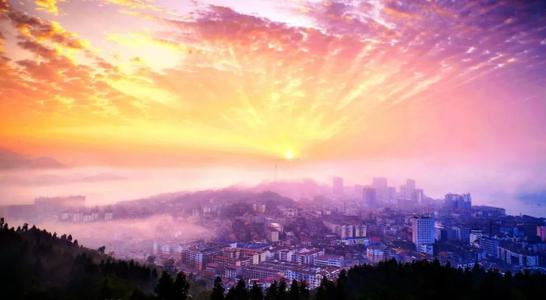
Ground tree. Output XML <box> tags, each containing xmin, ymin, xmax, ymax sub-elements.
<box><xmin>315</xmin><ymin>277</ymin><xmax>337</xmax><ymax>300</ymax></box>
<box><xmin>155</xmin><ymin>271</ymin><xmax>175</xmax><ymax>300</ymax></box>
<box><xmin>129</xmin><ymin>288</ymin><xmax>152</xmax><ymax>300</ymax></box>
<box><xmin>336</xmin><ymin>270</ymin><xmax>347</xmax><ymax>300</ymax></box>
<box><xmin>236</xmin><ymin>278</ymin><xmax>250</xmax><ymax>300</ymax></box>
<box><xmin>226</xmin><ymin>278</ymin><xmax>249</xmax><ymax>300</ymax></box>
<box><xmin>299</xmin><ymin>281</ymin><xmax>310</xmax><ymax>300</ymax></box>
<box><xmin>210</xmin><ymin>276</ymin><xmax>225</xmax><ymax>300</ymax></box>
<box><xmin>277</xmin><ymin>279</ymin><xmax>288</xmax><ymax>300</ymax></box>
<box><xmin>100</xmin><ymin>278</ymin><xmax>113</xmax><ymax>300</ymax></box>
<box><xmin>174</xmin><ymin>272</ymin><xmax>190</xmax><ymax>300</ymax></box>
<box><xmin>265</xmin><ymin>281</ymin><xmax>278</xmax><ymax>300</ymax></box>
<box><xmin>250</xmin><ymin>282</ymin><xmax>263</xmax><ymax>300</ymax></box>
<box><xmin>288</xmin><ymin>280</ymin><xmax>299</xmax><ymax>300</ymax></box>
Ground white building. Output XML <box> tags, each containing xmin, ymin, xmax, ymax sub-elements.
<box><xmin>411</xmin><ymin>216</ymin><xmax>435</xmax><ymax>254</ymax></box>
<box><xmin>314</xmin><ymin>255</ymin><xmax>345</xmax><ymax>267</ymax></box>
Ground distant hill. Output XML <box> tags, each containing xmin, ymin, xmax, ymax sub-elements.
<box><xmin>114</xmin><ymin>189</ymin><xmax>297</xmax><ymax>218</ymax></box>
<box><xmin>248</xmin><ymin>179</ymin><xmax>330</xmax><ymax>201</ymax></box>
<box><xmin>0</xmin><ymin>148</ymin><xmax>64</xmax><ymax>169</ymax></box>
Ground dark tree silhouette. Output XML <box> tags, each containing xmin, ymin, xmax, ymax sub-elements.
<box><xmin>277</xmin><ymin>279</ymin><xmax>288</xmax><ymax>300</ymax></box>
<box><xmin>211</xmin><ymin>276</ymin><xmax>225</xmax><ymax>300</ymax></box>
<box><xmin>315</xmin><ymin>277</ymin><xmax>337</xmax><ymax>300</ymax></box>
<box><xmin>288</xmin><ymin>280</ymin><xmax>299</xmax><ymax>300</ymax></box>
<box><xmin>336</xmin><ymin>270</ymin><xmax>347</xmax><ymax>300</ymax></box>
<box><xmin>299</xmin><ymin>281</ymin><xmax>310</xmax><ymax>300</ymax></box>
<box><xmin>265</xmin><ymin>281</ymin><xmax>278</xmax><ymax>300</ymax></box>
<box><xmin>250</xmin><ymin>282</ymin><xmax>264</xmax><ymax>300</ymax></box>
<box><xmin>100</xmin><ymin>278</ymin><xmax>113</xmax><ymax>300</ymax></box>
<box><xmin>174</xmin><ymin>272</ymin><xmax>190</xmax><ymax>300</ymax></box>
<box><xmin>155</xmin><ymin>271</ymin><xmax>175</xmax><ymax>300</ymax></box>
<box><xmin>226</xmin><ymin>278</ymin><xmax>249</xmax><ymax>300</ymax></box>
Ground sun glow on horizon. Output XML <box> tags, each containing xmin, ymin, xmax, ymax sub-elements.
<box><xmin>0</xmin><ymin>0</ymin><xmax>545</xmax><ymax>171</ymax></box>
<box><xmin>284</xmin><ymin>150</ymin><xmax>295</xmax><ymax>161</ymax></box>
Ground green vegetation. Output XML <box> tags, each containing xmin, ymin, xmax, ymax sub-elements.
<box><xmin>1</xmin><ymin>218</ymin><xmax>545</xmax><ymax>300</ymax></box>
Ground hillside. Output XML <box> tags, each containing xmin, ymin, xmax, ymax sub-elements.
<box><xmin>0</xmin><ymin>218</ymin><xmax>158</xmax><ymax>299</ymax></box>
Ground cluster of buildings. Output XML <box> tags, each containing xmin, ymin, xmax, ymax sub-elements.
<box><xmin>2</xmin><ymin>176</ymin><xmax>544</xmax><ymax>288</ymax></box>
<box><xmin>58</xmin><ymin>209</ymin><xmax>114</xmax><ymax>223</ymax></box>
<box><xmin>0</xmin><ymin>194</ymin><xmax>117</xmax><ymax>223</ymax></box>
<box><xmin>138</xmin><ymin>177</ymin><xmax>546</xmax><ymax>289</ymax></box>
<box><xmin>151</xmin><ymin>241</ymin><xmax>343</xmax><ymax>288</ymax></box>
<box><xmin>0</xmin><ymin>196</ymin><xmax>87</xmax><ymax>221</ymax></box>
<box><xmin>336</xmin><ymin>177</ymin><xmax>430</xmax><ymax>210</ymax></box>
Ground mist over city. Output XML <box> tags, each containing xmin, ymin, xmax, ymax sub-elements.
<box><xmin>1</xmin><ymin>0</ymin><xmax>546</xmax><ymax>299</ymax></box>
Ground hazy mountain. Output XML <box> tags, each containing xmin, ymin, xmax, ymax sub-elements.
<box><xmin>249</xmin><ymin>179</ymin><xmax>330</xmax><ymax>201</ymax></box>
<box><xmin>116</xmin><ymin>188</ymin><xmax>296</xmax><ymax>214</ymax></box>
<box><xmin>0</xmin><ymin>148</ymin><xmax>64</xmax><ymax>170</ymax></box>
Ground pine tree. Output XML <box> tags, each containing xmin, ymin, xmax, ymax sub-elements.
<box><xmin>235</xmin><ymin>278</ymin><xmax>249</xmax><ymax>300</ymax></box>
<box><xmin>100</xmin><ymin>278</ymin><xmax>113</xmax><ymax>300</ymax></box>
<box><xmin>288</xmin><ymin>280</ymin><xmax>299</xmax><ymax>300</ymax></box>
<box><xmin>299</xmin><ymin>281</ymin><xmax>310</xmax><ymax>300</ymax></box>
<box><xmin>265</xmin><ymin>281</ymin><xmax>278</xmax><ymax>300</ymax></box>
<box><xmin>277</xmin><ymin>279</ymin><xmax>288</xmax><ymax>300</ymax></box>
<box><xmin>174</xmin><ymin>272</ymin><xmax>190</xmax><ymax>300</ymax></box>
<box><xmin>250</xmin><ymin>282</ymin><xmax>264</xmax><ymax>300</ymax></box>
<box><xmin>336</xmin><ymin>270</ymin><xmax>347</xmax><ymax>300</ymax></box>
<box><xmin>129</xmin><ymin>288</ymin><xmax>151</xmax><ymax>300</ymax></box>
<box><xmin>210</xmin><ymin>277</ymin><xmax>225</xmax><ymax>300</ymax></box>
<box><xmin>315</xmin><ymin>277</ymin><xmax>337</xmax><ymax>300</ymax></box>
<box><xmin>155</xmin><ymin>271</ymin><xmax>174</xmax><ymax>300</ymax></box>
<box><xmin>226</xmin><ymin>278</ymin><xmax>249</xmax><ymax>300</ymax></box>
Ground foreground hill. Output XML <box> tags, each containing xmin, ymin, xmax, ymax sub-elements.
<box><xmin>1</xmin><ymin>217</ymin><xmax>545</xmax><ymax>300</ymax></box>
<box><xmin>0</xmin><ymin>218</ymin><xmax>159</xmax><ymax>299</ymax></box>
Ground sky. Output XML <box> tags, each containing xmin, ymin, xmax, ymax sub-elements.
<box><xmin>1</xmin><ymin>0</ymin><xmax>546</xmax><ymax>214</ymax></box>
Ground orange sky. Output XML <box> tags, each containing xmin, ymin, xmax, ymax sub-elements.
<box><xmin>1</xmin><ymin>0</ymin><xmax>546</xmax><ymax>169</ymax></box>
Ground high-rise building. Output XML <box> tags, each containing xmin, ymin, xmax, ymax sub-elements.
<box><xmin>372</xmin><ymin>177</ymin><xmax>390</xmax><ymax>204</ymax></box>
<box><xmin>354</xmin><ymin>184</ymin><xmax>364</xmax><ymax>198</ymax></box>
<box><xmin>399</xmin><ymin>179</ymin><xmax>417</xmax><ymax>202</ymax></box>
<box><xmin>362</xmin><ymin>187</ymin><xmax>376</xmax><ymax>207</ymax></box>
<box><xmin>411</xmin><ymin>216</ymin><xmax>435</xmax><ymax>254</ymax></box>
<box><xmin>444</xmin><ymin>193</ymin><xmax>472</xmax><ymax>212</ymax></box>
<box><xmin>372</xmin><ymin>177</ymin><xmax>388</xmax><ymax>189</ymax></box>
<box><xmin>332</xmin><ymin>176</ymin><xmax>344</xmax><ymax>199</ymax></box>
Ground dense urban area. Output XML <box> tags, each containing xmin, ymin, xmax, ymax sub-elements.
<box><xmin>2</xmin><ymin>177</ymin><xmax>545</xmax><ymax>291</ymax></box>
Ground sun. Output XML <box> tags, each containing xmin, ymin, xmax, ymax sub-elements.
<box><xmin>284</xmin><ymin>150</ymin><xmax>295</xmax><ymax>160</ymax></box>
